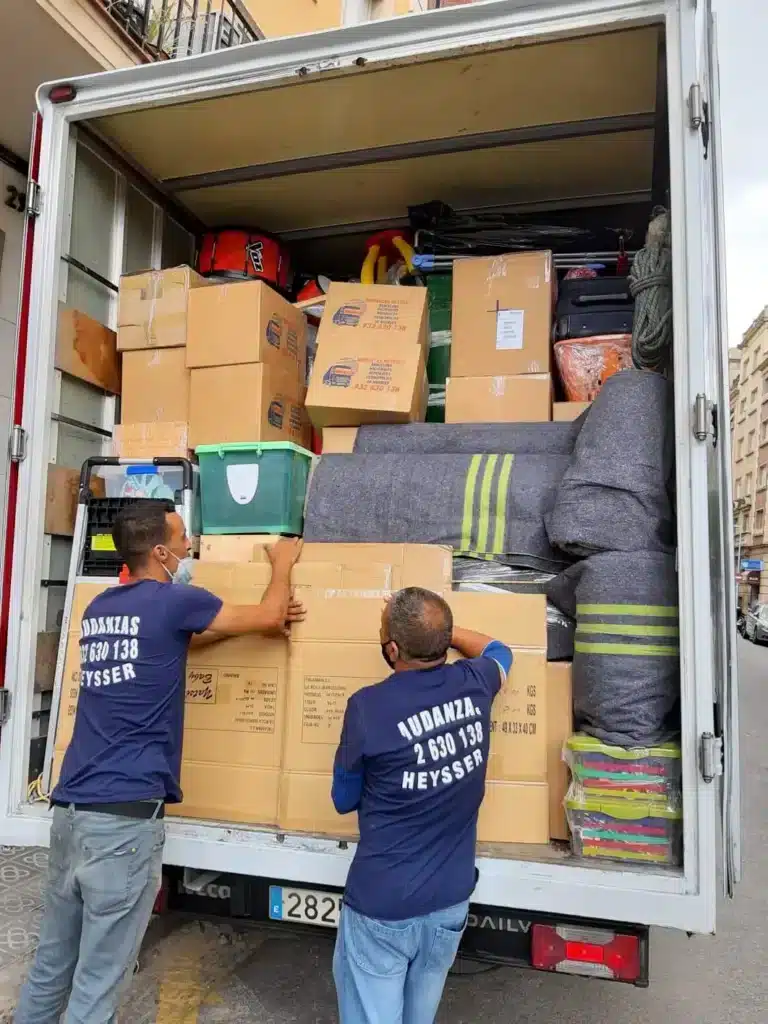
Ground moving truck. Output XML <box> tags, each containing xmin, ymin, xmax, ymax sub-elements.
<box><xmin>0</xmin><ymin>0</ymin><xmax>740</xmax><ymax>985</ymax></box>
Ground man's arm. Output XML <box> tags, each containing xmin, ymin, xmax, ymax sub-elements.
<box><xmin>332</xmin><ymin>700</ymin><xmax>365</xmax><ymax>815</ymax></box>
<box><xmin>205</xmin><ymin>538</ymin><xmax>304</xmax><ymax>637</ymax></box>
<box><xmin>452</xmin><ymin>626</ymin><xmax>513</xmax><ymax>687</ymax></box>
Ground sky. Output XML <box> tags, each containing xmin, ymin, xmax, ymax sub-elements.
<box><xmin>713</xmin><ymin>0</ymin><xmax>768</xmax><ymax>349</ymax></box>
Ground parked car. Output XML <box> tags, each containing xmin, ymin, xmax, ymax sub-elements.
<box><xmin>737</xmin><ymin>608</ymin><xmax>746</xmax><ymax>637</ymax></box>
<box><xmin>744</xmin><ymin>604</ymin><xmax>768</xmax><ymax>644</ymax></box>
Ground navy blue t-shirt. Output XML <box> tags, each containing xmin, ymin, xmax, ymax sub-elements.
<box><xmin>53</xmin><ymin>580</ymin><xmax>222</xmax><ymax>805</ymax></box>
<box><xmin>333</xmin><ymin>644</ymin><xmax>511</xmax><ymax>921</ymax></box>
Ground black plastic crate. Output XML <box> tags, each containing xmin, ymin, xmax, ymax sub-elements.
<box><xmin>81</xmin><ymin>496</ymin><xmax>171</xmax><ymax>577</ymax></box>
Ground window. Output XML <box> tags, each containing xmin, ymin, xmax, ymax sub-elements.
<box><xmin>740</xmin><ymin>398</ymin><xmax>748</xmax><ymax>417</ymax></box>
<box><xmin>738</xmin><ymin>437</ymin><xmax>745</xmax><ymax>459</ymax></box>
<box><xmin>752</xmin><ymin>388</ymin><xmax>759</xmax><ymax>406</ymax></box>
<box><xmin>745</xmin><ymin>473</ymin><xmax>753</xmax><ymax>495</ymax></box>
<box><xmin>763</xmin><ymin>376</ymin><xmax>768</xmax><ymax>395</ymax></box>
<box><xmin>743</xmin><ymin>359</ymin><xmax>749</xmax><ymax>379</ymax></box>
<box><xmin>749</xmin><ymin>430</ymin><xmax>756</xmax><ymax>453</ymax></box>
<box><xmin>756</xmin><ymin>510</ymin><xmax>765</xmax><ymax>533</ymax></box>
<box><xmin>760</xmin><ymin>467</ymin><xmax>768</xmax><ymax>489</ymax></box>
<box><xmin>736</xmin><ymin>478</ymin><xmax>743</xmax><ymax>498</ymax></box>
<box><xmin>743</xmin><ymin>512</ymin><xmax>751</xmax><ymax>532</ymax></box>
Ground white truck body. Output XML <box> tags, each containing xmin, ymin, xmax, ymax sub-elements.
<box><xmin>0</xmin><ymin>0</ymin><xmax>739</xmax><ymax>937</ymax></box>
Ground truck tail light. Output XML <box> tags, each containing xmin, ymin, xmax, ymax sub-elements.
<box><xmin>532</xmin><ymin>924</ymin><xmax>641</xmax><ymax>982</ymax></box>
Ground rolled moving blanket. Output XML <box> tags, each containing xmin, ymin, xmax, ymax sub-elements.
<box><xmin>546</xmin><ymin>551</ymin><xmax>680</xmax><ymax>746</ymax></box>
<box><xmin>304</xmin><ymin>453</ymin><xmax>572</xmax><ymax>572</ymax></box>
<box><xmin>352</xmin><ymin>421</ymin><xmax>584</xmax><ymax>456</ymax></box>
<box><xmin>545</xmin><ymin>369</ymin><xmax>675</xmax><ymax>556</ymax></box>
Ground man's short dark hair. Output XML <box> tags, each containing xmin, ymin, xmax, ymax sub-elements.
<box><xmin>112</xmin><ymin>500</ymin><xmax>174</xmax><ymax>571</ymax></box>
<box><xmin>388</xmin><ymin>587</ymin><xmax>453</xmax><ymax>663</ymax></box>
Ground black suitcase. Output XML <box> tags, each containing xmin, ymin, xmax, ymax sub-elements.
<box><xmin>556</xmin><ymin>276</ymin><xmax>634</xmax><ymax>340</ymax></box>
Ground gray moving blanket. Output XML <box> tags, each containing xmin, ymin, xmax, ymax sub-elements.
<box><xmin>545</xmin><ymin>369</ymin><xmax>675</xmax><ymax>556</ymax></box>
<box><xmin>304</xmin><ymin>453</ymin><xmax>572</xmax><ymax>572</ymax></box>
<box><xmin>352</xmin><ymin>421</ymin><xmax>583</xmax><ymax>456</ymax></box>
<box><xmin>547</xmin><ymin>551</ymin><xmax>680</xmax><ymax>745</ymax></box>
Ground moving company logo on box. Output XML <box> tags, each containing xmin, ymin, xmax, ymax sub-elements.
<box><xmin>268</xmin><ymin>398</ymin><xmax>285</xmax><ymax>427</ymax></box>
<box><xmin>332</xmin><ymin>301</ymin><xmax>366</xmax><ymax>327</ymax></box>
<box><xmin>323</xmin><ymin>359</ymin><xmax>358</xmax><ymax>388</ymax></box>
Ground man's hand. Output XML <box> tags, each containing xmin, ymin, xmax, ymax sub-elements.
<box><xmin>286</xmin><ymin>598</ymin><xmax>305</xmax><ymax>623</ymax></box>
<box><xmin>267</xmin><ymin>538</ymin><xmax>303</xmax><ymax>570</ymax></box>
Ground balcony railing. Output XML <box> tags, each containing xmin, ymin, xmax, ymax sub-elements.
<box><xmin>98</xmin><ymin>0</ymin><xmax>262</xmax><ymax>61</ymax></box>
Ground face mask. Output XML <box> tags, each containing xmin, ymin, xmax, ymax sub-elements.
<box><xmin>380</xmin><ymin>642</ymin><xmax>397</xmax><ymax>670</ymax></box>
<box><xmin>163</xmin><ymin>550</ymin><xmax>195</xmax><ymax>586</ymax></box>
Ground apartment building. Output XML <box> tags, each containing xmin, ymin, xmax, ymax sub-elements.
<box><xmin>731</xmin><ymin>308</ymin><xmax>768</xmax><ymax>607</ymax></box>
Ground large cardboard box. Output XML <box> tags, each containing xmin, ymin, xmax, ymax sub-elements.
<box><xmin>446</xmin><ymin>592</ymin><xmax>548</xmax><ymax>783</ymax></box>
<box><xmin>186</xmin><ymin>280</ymin><xmax>307</xmax><ymax>381</ymax></box>
<box><xmin>117</xmin><ymin>266</ymin><xmax>208</xmax><ymax>351</ymax></box>
<box><xmin>553</xmin><ymin>401</ymin><xmax>591</xmax><ymax>422</ymax></box>
<box><xmin>278</xmin><ymin>772</ymin><xmax>358</xmax><ymax>837</ymax></box>
<box><xmin>477</xmin><ymin>782</ymin><xmax>550</xmax><ymax>844</ymax></box>
<box><xmin>547</xmin><ymin>662</ymin><xmax>573</xmax><ymax>841</ymax></box>
<box><xmin>445</xmin><ymin>374</ymin><xmax>552</xmax><ymax>423</ymax></box>
<box><xmin>120</xmin><ymin>348</ymin><xmax>190</xmax><ymax>423</ymax></box>
<box><xmin>451</xmin><ymin>252</ymin><xmax>554</xmax><ymax>377</ymax></box>
<box><xmin>306</xmin><ymin>336</ymin><xmax>427</xmax><ymax>429</ymax></box>
<box><xmin>188</xmin><ymin>363</ymin><xmax>311</xmax><ymax>449</ymax></box>
<box><xmin>200</xmin><ymin>534</ymin><xmax>281</xmax><ymax>562</ymax></box>
<box><xmin>318</xmin><ymin>282</ymin><xmax>430</xmax><ymax>355</ymax></box>
<box><xmin>113</xmin><ymin>422</ymin><xmax>190</xmax><ymax>459</ymax></box>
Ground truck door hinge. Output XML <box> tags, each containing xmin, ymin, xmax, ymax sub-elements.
<box><xmin>26</xmin><ymin>180</ymin><xmax>42</xmax><ymax>218</ymax></box>
<box><xmin>700</xmin><ymin>732</ymin><xmax>723</xmax><ymax>783</ymax></box>
<box><xmin>9</xmin><ymin>425</ymin><xmax>27</xmax><ymax>463</ymax></box>
<box><xmin>0</xmin><ymin>690</ymin><xmax>11</xmax><ymax>727</ymax></box>
<box><xmin>689</xmin><ymin>83</ymin><xmax>710</xmax><ymax>159</ymax></box>
<box><xmin>693</xmin><ymin>394</ymin><xmax>717</xmax><ymax>444</ymax></box>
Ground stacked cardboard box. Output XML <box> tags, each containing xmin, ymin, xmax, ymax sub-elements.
<box><xmin>186</xmin><ymin>280</ymin><xmax>310</xmax><ymax>449</ymax></box>
<box><xmin>116</xmin><ymin>266</ymin><xmax>210</xmax><ymax>458</ymax></box>
<box><xmin>445</xmin><ymin>252</ymin><xmax>555</xmax><ymax>424</ymax></box>
<box><xmin>306</xmin><ymin>283</ymin><xmax>430</xmax><ymax>429</ymax></box>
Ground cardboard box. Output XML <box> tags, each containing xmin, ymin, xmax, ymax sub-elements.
<box><xmin>113</xmin><ymin>422</ymin><xmax>190</xmax><ymax>459</ymax></box>
<box><xmin>121</xmin><ymin>348</ymin><xmax>190</xmax><ymax>423</ymax></box>
<box><xmin>445</xmin><ymin>374</ymin><xmax>552</xmax><ymax>423</ymax></box>
<box><xmin>553</xmin><ymin>401</ymin><xmax>591</xmax><ymax>421</ymax></box>
<box><xmin>451</xmin><ymin>252</ymin><xmax>554</xmax><ymax>377</ymax></box>
<box><xmin>446</xmin><ymin>592</ymin><xmax>547</xmax><ymax>783</ymax></box>
<box><xmin>169</xmin><ymin>765</ymin><xmax>280</xmax><ymax>827</ymax></box>
<box><xmin>278</xmin><ymin>772</ymin><xmax>358</xmax><ymax>837</ymax></box>
<box><xmin>477</xmin><ymin>782</ymin><xmax>550</xmax><ymax>844</ymax></box>
<box><xmin>56</xmin><ymin>305</ymin><xmax>120</xmax><ymax>394</ymax></box>
<box><xmin>117</xmin><ymin>266</ymin><xmax>208</xmax><ymax>351</ymax></box>
<box><xmin>188</xmin><ymin>363</ymin><xmax>311</xmax><ymax>449</ymax></box>
<box><xmin>322</xmin><ymin>426</ymin><xmax>359</xmax><ymax>454</ymax></box>
<box><xmin>306</xmin><ymin>337</ymin><xmax>427</xmax><ymax>429</ymax></box>
<box><xmin>199</xmin><ymin>535</ymin><xmax>281</xmax><ymax>562</ymax></box>
<box><xmin>547</xmin><ymin>662</ymin><xmax>573</xmax><ymax>841</ymax></box>
<box><xmin>318</xmin><ymin>282</ymin><xmax>430</xmax><ymax>355</ymax></box>
<box><xmin>45</xmin><ymin>465</ymin><xmax>106</xmax><ymax>538</ymax></box>
<box><xmin>186</xmin><ymin>279</ymin><xmax>307</xmax><ymax>381</ymax></box>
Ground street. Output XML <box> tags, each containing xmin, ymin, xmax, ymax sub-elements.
<box><xmin>1</xmin><ymin>638</ymin><xmax>765</xmax><ymax>1022</ymax></box>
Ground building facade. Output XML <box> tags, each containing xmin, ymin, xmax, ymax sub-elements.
<box><xmin>731</xmin><ymin>309</ymin><xmax>768</xmax><ymax>608</ymax></box>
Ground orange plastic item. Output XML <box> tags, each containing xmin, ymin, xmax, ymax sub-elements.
<box><xmin>119</xmin><ymin>565</ymin><xmax>131</xmax><ymax>584</ymax></box>
<box><xmin>554</xmin><ymin>334</ymin><xmax>633</xmax><ymax>402</ymax></box>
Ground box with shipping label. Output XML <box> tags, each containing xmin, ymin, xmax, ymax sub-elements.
<box><xmin>120</xmin><ymin>348</ymin><xmax>190</xmax><ymax>423</ymax></box>
<box><xmin>318</xmin><ymin>282</ymin><xmax>430</xmax><ymax>355</ymax></box>
<box><xmin>306</xmin><ymin>337</ymin><xmax>427</xmax><ymax>429</ymax></box>
<box><xmin>113</xmin><ymin>422</ymin><xmax>190</xmax><ymax>460</ymax></box>
<box><xmin>186</xmin><ymin>279</ymin><xmax>307</xmax><ymax>381</ymax></box>
<box><xmin>445</xmin><ymin>374</ymin><xmax>552</xmax><ymax>423</ymax></box>
<box><xmin>450</xmin><ymin>252</ymin><xmax>554</xmax><ymax>377</ymax></box>
<box><xmin>477</xmin><ymin>782</ymin><xmax>550</xmax><ymax>844</ymax></box>
<box><xmin>553</xmin><ymin>401</ymin><xmax>591</xmax><ymax>422</ymax></box>
<box><xmin>278</xmin><ymin>772</ymin><xmax>358</xmax><ymax>838</ymax></box>
<box><xmin>117</xmin><ymin>266</ymin><xmax>209</xmax><ymax>351</ymax></box>
<box><xmin>321</xmin><ymin>426</ymin><xmax>359</xmax><ymax>454</ymax></box>
<box><xmin>188</xmin><ymin>363</ymin><xmax>311</xmax><ymax>449</ymax></box>
<box><xmin>547</xmin><ymin>662</ymin><xmax>573</xmax><ymax>841</ymax></box>
<box><xmin>446</xmin><ymin>592</ymin><xmax>548</xmax><ymax>783</ymax></box>
<box><xmin>284</xmin><ymin>642</ymin><xmax>384</xmax><ymax>773</ymax></box>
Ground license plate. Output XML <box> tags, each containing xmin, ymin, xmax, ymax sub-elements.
<box><xmin>269</xmin><ymin>886</ymin><xmax>342</xmax><ymax>928</ymax></box>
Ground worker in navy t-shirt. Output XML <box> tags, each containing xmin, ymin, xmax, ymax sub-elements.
<box><xmin>16</xmin><ymin>501</ymin><xmax>305</xmax><ymax>1024</ymax></box>
<box><xmin>331</xmin><ymin>587</ymin><xmax>512</xmax><ymax>1024</ymax></box>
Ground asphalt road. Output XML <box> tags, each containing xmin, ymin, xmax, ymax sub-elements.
<box><xmin>110</xmin><ymin>636</ymin><xmax>767</xmax><ymax>1024</ymax></box>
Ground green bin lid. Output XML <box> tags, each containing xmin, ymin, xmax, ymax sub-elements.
<box><xmin>195</xmin><ymin>441</ymin><xmax>314</xmax><ymax>457</ymax></box>
<box><xmin>566</xmin><ymin>733</ymin><xmax>681</xmax><ymax>761</ymax></box>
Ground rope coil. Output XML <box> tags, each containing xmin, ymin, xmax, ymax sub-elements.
<box><xmin>630</xmin><ymin>208</ymin><xmax>673</xmax><ymax>373</ymax></box>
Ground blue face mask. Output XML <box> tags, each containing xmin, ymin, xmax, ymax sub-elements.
<box><xmin>163</xmin><ymin>551</ymin><xmax>195</xmax><ymax>586</ymax></box>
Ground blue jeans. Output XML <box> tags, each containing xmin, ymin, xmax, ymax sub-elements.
<box><xmin>333</xmin><ymin>900</ymin><xmax>469</xmax><ymax>1024</ymax></box>
<box><xmin>15</xmin><ymin>805</ymin><xmax>164</xmax><ymax>1024</ymax></box>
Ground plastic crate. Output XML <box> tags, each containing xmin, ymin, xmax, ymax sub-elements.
<box><xmin>196</xmin><ymin>441</ymin><xmax>314</xmax><ymax>536</ymax></box>
<box><xmin>82</xmin><ymin>497</ymin><xmax>154</xmax><ymax>577</ymax></box>
<box><xmin>565</xmin><ymin>787</ymin><xmax>682</xmax><ymax>868</ymax></box>
<box><xmin>564</xmin><ymin>734</ymin><xmax>682</xmax><ymax>802</ymax></box>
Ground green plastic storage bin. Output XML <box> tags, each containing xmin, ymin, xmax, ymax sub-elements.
<box><xmin>196</xmin><ymin>441</ymin><xmax>313</xmax><ymax>536</ymax></box>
